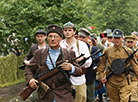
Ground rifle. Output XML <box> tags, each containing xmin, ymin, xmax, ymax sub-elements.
<box><xmin>19</xmin><ymin>53</ymin><xmax>84</xmax><ymax>101</ymax></box>
<box><xmin>94</xmin><ymin>49</ymin><xmax>138</xmax><ymax>90</ymax></box>
<box><xmin>79</xmin><ymin>49</ymin><xmax>103</xmax><ymax>66</ymax></box>
<box><xmin>18</xmin><ymin>64</ymin><xmax>26</xmax><ymax>70</ymax></box>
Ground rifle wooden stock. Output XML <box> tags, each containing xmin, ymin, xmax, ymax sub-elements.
<box><xmin>19</xmin><ymin>68</ymin><xmax>58</xmax><ymax>101</ymax></box>
<box><xmin>20</xmin><ymin>86</ymin><xmax>35</xmax><ymax>101</ymax></box>
<box><xmin>94</xmin><ymin>71</ymin><xmax>113</xmax><ymax>90</ymax></box>
<box><xmin>19</xmin><ymin>54</ymin><xmax>84</xmax><ymax>101</ymax></box>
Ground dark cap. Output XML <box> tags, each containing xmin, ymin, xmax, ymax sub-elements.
<box><xmin>47</xmin><ymin>24</ymin><xmax>63</xmax><ymax>37</ymax></box>
<box><xmin>100</xmin><ymin>33</ymin><xmax>107</xmax><ymax>38</ymax></box>
<box><xmin>63</xmin><ymin>21</ymin><xmax>76</xmax><ymax>30</ymax></box>
<box><xmin>35</xmin><ymin>29</ymin><xmax>46</xmax><ymax>36</ymax></box>
<box><xmin>78</xmin><ymin>28</ymin><xmax>91</xmax><ymax>37</ymax></box>
<box><xmin>112</xmin><ymin>29</ymin><xmax>123</xmax><ymax>37</ymax></box>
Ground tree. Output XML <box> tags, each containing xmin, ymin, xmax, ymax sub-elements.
<box><xmin>85</xmin><ymin>0</ymin><xmax>138</xmax><ymax>35</ymax></box>
<box><xmin>0</xmin><ymin>0</ymin><xmax>91</xmax><ymax>56</ymax></box>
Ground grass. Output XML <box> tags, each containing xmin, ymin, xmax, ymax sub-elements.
<box><xmin>0</xmin><ymin>79</ymin><xmax>25</xmax><ymax>88</ymax></box>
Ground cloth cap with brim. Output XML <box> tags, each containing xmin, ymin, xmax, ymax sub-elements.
<box><xmin>132</xmin><ymin>34</ymin><xmax>137</xmax><ymax>40</ymax></box>
<box><xmin>112</xmin><ymin>29</ymin><xmax>123</xmax><ymax>37</ymax></box>
<box><xmin>78</xmin><ymin>28</ymin><xmax>91</xmax><ymax>37</ymax></box>
<box><xmin>100</xmin><ymin>33</ymin><xmax>107</xmax><ymax>38</ymax></box>
<box><xmin>47</xmin><ymin>24</ymin><xmax>63</xmax><ymax>37</ymax></box>
<box><xmin>90</xmin><ymin>33</ymin><xmax>97</xmax><ymax>39</ymax></box>
<box><xmin>35</xmin><ymin>29</ymin><xmax>46</xmax><ymax>36</ymax></box>
<box><xmin>125</xmin><ymin>36</ymin><xmax>135</xmax><ymax>41</ymax></box>
<box><xmin>107</xmin><ymin>33</ymin><xmax>113</xmax><ymax>38</ymax></box>
<box><xmin>131</xmin><ymin>31</ymin><xmax>138</xmax><ymax>36</ymax></box>
<box><xmin>63</xmin><ymin>21</ymin><xmax>76</xmax><ymax>29</ymax></box>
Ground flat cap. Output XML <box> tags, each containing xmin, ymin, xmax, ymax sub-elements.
<box><xmin>78</xmin><ymin>28</ymin><xmax>91</xmax><ymax>37</ymax></box>
<box><xmin>63</xmin><ymin>21</ymin><xmax>76</xmax><ymax>30</ymax></box>
<box><xmin>131</xmin><ymin>31</ymin><xmax>138</xmax><ymax>36</ymax></box>
<box><xmin>112</xmin><ymin>29</ymin><xmax>123</xmax><ymax>37</ymax></box>
<box><xmin>47</xmin><ymin>24</ymin><xmax>63</xmax><ymax>37</ymax></box>
<box><xmin>35</xmin><ymin>29</ymin><xmax>46</xmax><ymax>36</ymax></box>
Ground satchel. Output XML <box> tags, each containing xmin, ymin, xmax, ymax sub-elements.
<box><xmin>95</xmin><ymin>72</ymin><xmax>101</xmax><ymax>81</ymax></box>
<box><xmin>37</xmin><ymin>82</ymin><xmax>50</xmax><ymax>99</ymax></box>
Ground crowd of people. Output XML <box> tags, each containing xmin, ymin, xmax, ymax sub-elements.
<box><xmin>22</xmin><ymin>21</ymin><xmax>138</xmax><ymax>102</ymax></box>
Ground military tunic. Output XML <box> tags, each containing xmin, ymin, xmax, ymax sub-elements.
<box><xmin>97</xmin><ymin>44</ymin><xmax>138</xmax><ymax>102</ymax></box>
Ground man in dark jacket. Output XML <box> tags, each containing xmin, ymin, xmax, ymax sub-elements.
<box><xmin>24</xmin><ymin>29</ymin><xmax>47</xmax><ymax>102</ymax></box>
<box><xmin>25</xmin><ymin>24</ymin><xmax>82</xmax><ymax>102</ymax></box>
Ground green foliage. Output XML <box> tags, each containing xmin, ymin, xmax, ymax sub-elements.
<box><xmin>0</xmin><ymin>53</ymin><xmax>25</xmax><ymax>87</ymax></box>
<box><xmin>85</xmin><ymin>0</ymin><xmax>138</xmax><ymax>35</ymax></box>
<box><xmin>0</xmin><ymin>53</ymin><xmax>17</xmax><ymax>84</ymax></box>
<box><xmin>0</xmin><ymin>0</ymin><xmax>91</xmax><ymax>56</ymax></box>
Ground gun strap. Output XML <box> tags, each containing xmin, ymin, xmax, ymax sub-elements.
<box><xmin>123</xmin><ymin>47</ymin><xmax>130</xmax><ymax>56</ymax></box>
<box><xmin>89</xmin><ymin>45</ymin><xmax>92</xmax><ymax>54</ymax></box>
<box><xmin>76</xmin><ymin>40</ymin><xmax>80</xmax><ymax>55</ymax></box>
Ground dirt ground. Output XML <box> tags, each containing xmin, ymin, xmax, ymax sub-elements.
<box><xmin>0</xmin><ymin>82</ymin><xmax>30</xmax><ymax>102</ymax></box>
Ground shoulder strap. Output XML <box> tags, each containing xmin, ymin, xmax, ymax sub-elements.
<box><xmin>89</xmin><ymin>46</ymin><xmax>92</xmax><ymax>54</ymax></box>
<box><xmin>123</xmin><ymin>47</ymin><xmax>130</xmax><ymax>56</ymax></box>
<box><xmin>76</xmin><ymin>40</ymin><xmax>80</xmax><ymax>55</ymax></box>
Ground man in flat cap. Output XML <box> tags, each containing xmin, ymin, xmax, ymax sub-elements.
<box><xmin>97</xmin><ymin>29</ymin><xmax>138</xmax><ymax>102</ymax></box>
<box><xmin>25</xmin><ymin>24</ymin><xmax>82</xmax><ymax>102</ymax></box>
<box><xmin>60</xmin><ymin>21</ymin><xmax>92</xmax><ymax>102</ymax></box>
<box><xmin>78</xmin><ymin>28</ymin><xmax>100</xmax><ymax>102</ymax></box>
<box><xmin>23</xmin><ymin>29</ymin><xmax>48</xmax><ymax>102</ymax></box>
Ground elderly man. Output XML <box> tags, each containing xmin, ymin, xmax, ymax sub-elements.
<box><xmin>25</xmin><ymin>24</ymin><xmax>82</xmax><ymax>102</ymax></box>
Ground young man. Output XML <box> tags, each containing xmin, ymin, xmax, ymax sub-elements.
<box><xmin>97</xmin><ymin>29</ymin><xmax>138</xmax><ymax>102</ymax></box>
<box><xmin>25</xmin><ymin>24</ymin><xmax>82</xmax><ymax>102</ymax></box>
<box><xmin>24</xmin><ymin>29</ymin><xmax>47</xmax><ymax>66</ymax></box>
<box><xmin>24</xmin><ymin>29</ymin><xmax>47</xmax><ymax>102</ymax></box>
<box><xmin>60</xmin><ymin>21</ymin><xmax>92</xmax><ymax>102</ymax></box>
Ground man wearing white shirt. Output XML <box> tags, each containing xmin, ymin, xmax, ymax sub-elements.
<box><xmin>60</xmin><ymin>21</ymin><xmax>92</xmax><ymax>102</ymax></box>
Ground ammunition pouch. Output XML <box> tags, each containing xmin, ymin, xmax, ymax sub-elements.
<box><xmin>37</xmin><ymin>82</ymin><xmax>50</xmax><ymax>99</ymax></box>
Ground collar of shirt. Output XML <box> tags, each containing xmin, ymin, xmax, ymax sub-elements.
<box><xmin>38</xmin><ymin>45</ymin><xmax>46</xmax><ymax>49</ymax></box>
<box><xmin>113</xmin><ymin>44</ymin><xmax>123</xmax><ymax>52</ymax></box>
<box><xmin>62</xmin><ymin>39</ymin><xmax>77</xmax><ymax>50</ymax></box>
<box><xmin>46</xmin><ymin>47</ymin><xmax>61</xmax><ymax>70</ymax></box>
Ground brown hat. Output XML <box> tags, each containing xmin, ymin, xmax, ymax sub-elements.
<box><xmin>125</xmin><ymin>35</ymin><xmax>135</xmax><ymax>41</ymax></box>
<box><xmin>47</xmin><ymin>24</ymin><xmax>63</xmax><ymax>37</ymax></box>
<box><xmin>132</xmin><ymin>34</ymin><xmax>137</xmax><ymax>40</ymax></box>
<box><xmin>63</xmin><ymin>21</ymin><xmax>76</xmax><ymax>30</ymax></box>
<box><xmin>78</xmin><ymin>28</ymin><xmax>91</xmax><ymax>37</ymax></box>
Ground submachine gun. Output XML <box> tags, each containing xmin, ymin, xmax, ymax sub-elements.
<box><xmin>94</xmin><ymin>48</ymin><xmax>138</xmax><ymax>90</ymax></box>
<box><xmin>19</xmin><ymin>53</ymin><xmax>84</xmax><ymax>101</ymax></box>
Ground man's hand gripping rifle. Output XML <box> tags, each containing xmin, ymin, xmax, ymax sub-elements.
<box><xmin>19</xmin><ymin>53</ymin><xmax>84</xmax><ymax>101</ymax></box>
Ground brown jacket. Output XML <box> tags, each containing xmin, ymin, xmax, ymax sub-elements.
<box><xmin>25</xmin><ymin>46</ymin><xmax>82</xmax><ymax>102</ymax></box>
<box><xmin>97</xmin><ymin>45</ymin><xmax>138</xmax><ymax>87</ymax></box>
